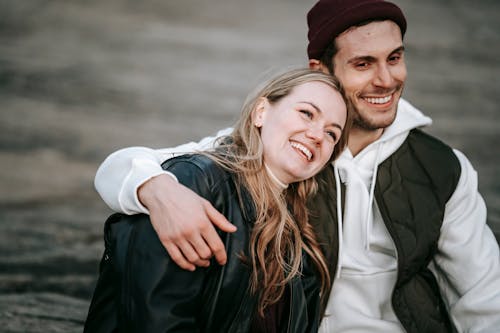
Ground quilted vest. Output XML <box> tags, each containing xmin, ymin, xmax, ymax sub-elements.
<box><xmin>309</xmin><ymin>129</ymin><xmax>461</xmax><ymax>332</ymax></box>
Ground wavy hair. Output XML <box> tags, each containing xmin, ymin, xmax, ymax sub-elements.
<box><xmin>205</xmin><ymin>68</ymin><xmax>351</xmax><ymax>315</ymax></box>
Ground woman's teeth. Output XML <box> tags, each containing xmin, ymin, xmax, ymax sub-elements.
<box><xmin>290</xmin><ymin>142</ymin><xmax>312</xmax><ymax>160</ymax></box>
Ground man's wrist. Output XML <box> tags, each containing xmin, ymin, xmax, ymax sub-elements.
<box><xmin>138</xmin><ymin>172</ymin><xmax>178</xmax><ymax>209</ymax></box>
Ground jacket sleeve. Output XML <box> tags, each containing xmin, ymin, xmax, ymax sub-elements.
<box><xmin>115</xmin><ymin>214</ymin><xmax>209</xmax><ymax>332</ymax></box>
<box><xmin>94</xmin><ymin>128</ymin><xmax>233</xmax><ymax>214</ymax></box>
<box><xmin>114</xmin><ymin>158</ymin><xmax>226</xmax><ymax>332</ymax></box>
<box><xmin>429</xmin><ymin>149</ymin><xmax>500</xmax><ymax>332</ymax></box>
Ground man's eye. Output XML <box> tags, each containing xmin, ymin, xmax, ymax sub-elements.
<box><xmin>389</xmin><ymin>55</ymin><xmax>401</xmax><ymax>64</ymax></box>
<box><xmin>356</xmin><ymin>62</ymin><xmax>369</xmax><ymax>69</ymax></box>
<box><xmin>300</xmin><ymin>110</ymin><xmax>313</xmax><ymax>119</ymax></box>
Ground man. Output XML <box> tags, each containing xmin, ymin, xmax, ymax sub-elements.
<box><xmin>94</xmin><ymin>0</ymin><xmax>500</xmax><ymax>331</ymax></box>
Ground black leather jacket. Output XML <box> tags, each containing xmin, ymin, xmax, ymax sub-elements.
<box><xmin>84</xmin><ymin>154</ymin><xmax>322</xmax><ymax>333</ymax></box>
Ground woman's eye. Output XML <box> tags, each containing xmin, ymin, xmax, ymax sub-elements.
<box><xmin>300</xmin><ymin>110</ymin><xmax>313</xmax><ymax>119</ymax></box>
<box><xmin>326</xmin><ymin>131</ymin><xmax>337</xmax><ymax>141</ymax></box>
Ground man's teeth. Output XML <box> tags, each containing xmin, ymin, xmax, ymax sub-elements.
<box><xmin>291</xmin><ymin>142</ymin><xmax>312</xmax><ymax>160</ymax></box>
<box><xmin>364</xmin><ymin>95</ymin><xmax>392</xmax><ymax>104</ymax></box>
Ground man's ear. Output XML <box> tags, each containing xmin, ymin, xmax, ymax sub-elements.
<box><xmin>309</xmin><ymin>59</ymin><xmax>330</xmax><ymax>74</ymax></box>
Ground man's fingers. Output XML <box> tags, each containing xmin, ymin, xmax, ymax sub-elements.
<box><xmin>202</xmin><ymin>199</ymin><xmax>232</xmax><ymax>265</ymax></box>
<box><xmin>164</xmin><ymin>238</ymin><xmax>210</xmax><ymax>269</ymax></box>
<box><xmin>202</xmin><ymin>226</ymin><xmax>228</xmax><ymax>265</ymax></box>
<box><xmin>204</xmin><ymin>200</ymin><xmax>237</xmax><ymax>233</ymax></box>
<box><xmin>164</xmin><ymin>243</ymin><xmax>195</xmax><ymax>271</ymax></box>
<box><xmin>177</xmin><ymin>239</ymin><xmax>203</xmax><ymax>264</ymax></box>
<box><xmin>189</xmin><ymin>234</ymin><xmax>213</xmax><ymax>260</ymax></box>
<box><xmin>192</xmin><ymin>258</ymin><xmax>211</xmax><ymax>268</ymax></box>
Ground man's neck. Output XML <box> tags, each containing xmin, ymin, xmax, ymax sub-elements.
<box><xmin>348</xmin><ymin>127</ymin><xmax>384</xmax><ymax>157</ymax></box>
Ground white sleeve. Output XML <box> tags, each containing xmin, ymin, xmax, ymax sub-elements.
<box><xmin>429</xmin><ymin>150</ymin><xmax>500</xmax><ymax>332</ymax></box>
<box><xmin>94</xmin><ymin>127</ymin><xmax>233</xmax><ymax>215</ymax></box>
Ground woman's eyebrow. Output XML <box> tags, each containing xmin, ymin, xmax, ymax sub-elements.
<box><xmin>299</xmin><ymin>101</ymin><xmax>343</xmax><ymax>130</ymax></box>
<box><xmin>299</xmin><ymin>101</ymin><xmax>321</xmax><ymax>113</ymax></box>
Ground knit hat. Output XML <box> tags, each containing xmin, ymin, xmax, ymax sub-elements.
<box><xmin>307</xmin><ymin>0</ymin><xmax>407</xmax><ymax>59</ymax></box>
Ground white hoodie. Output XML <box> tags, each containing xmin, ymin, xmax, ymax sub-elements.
<box><xmin>319</xmin><ymin>99</ymin><xmax>430</xmax><ymax>332</ymax></box>
<box><xmin>95</xmin><ymin>98</ymin><xmax>500</xmax><ymax>332</ymax></box>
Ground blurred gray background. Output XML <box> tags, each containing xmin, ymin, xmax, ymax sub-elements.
<box><xmin>0</xmin><ymin>0</ymin><xmax>499</xmax><ymax>331</ymax></box>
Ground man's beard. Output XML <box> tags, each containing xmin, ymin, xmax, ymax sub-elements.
<box><xmin>351</xmin><ymin>109</ymin><xmax>398</xmax><ymax>131</ymax></box>
<box><xmin>351</xmin><ymin>85</ymin><xmax>404</xmax><ymax>131</ymax></box>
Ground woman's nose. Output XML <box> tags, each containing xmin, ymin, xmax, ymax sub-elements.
<box><xmin>306</xmin><ymin>125</ymin><xmax>324</xmax><ymax>144</ymax></box>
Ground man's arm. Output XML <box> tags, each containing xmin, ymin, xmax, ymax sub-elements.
<box><xmin>94</xmin><ymin>128</ymin><xmax>233</xmax><ymax>213</ymax></box>
<box><xmin>429</xmin><ymin>150</ymin><xmax>500</xmax><ymax>332</ymax></box>
<box><xmin>94</xmin><ymin>127</ymin><xmax>236</xmax><ymax>271</ymax></box>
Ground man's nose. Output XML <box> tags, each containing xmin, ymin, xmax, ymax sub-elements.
<box><xmin>373</xmin><ymin>63</ymin><xmax>394</xmax><ymax>87</ymax></box>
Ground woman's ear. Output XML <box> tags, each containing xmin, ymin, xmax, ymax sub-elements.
<box><xmin>253</xmin><ymin>97</ymin><xmax>268</xmax><ymax>128</ymax></box>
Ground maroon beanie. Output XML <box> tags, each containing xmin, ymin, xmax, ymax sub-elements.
<box><xmin>307</xmin><ymin>0</ymin><xmax>407</xmax><ymax>59</ymax></box>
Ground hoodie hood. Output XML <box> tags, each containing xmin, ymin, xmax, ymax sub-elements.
<box><xmin>332</xmin><ymin>98</ymin><xmax>432</xmax><ymax>277</ymax></box>
<box><xmin>342</xmin><ymin>98</ymin><xmax>432</xmax><ymax>164</ymax></box>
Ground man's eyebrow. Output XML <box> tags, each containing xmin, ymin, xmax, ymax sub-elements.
<box><xmin>299</xmin><ymin>101</ymin><xmax>343</xmax><ymax>130</ymax></box>
<box><xmin>347</xmin><ymin>45</ymin><xmax>405</xmax><ymax>64</ymax></box>
<box><xmin>391</xmin><ymin>46</ymin><xmax>405</xmax><ymax>54</ymax></box>
<box><xmin>347</xmin><ymin>55</ymin><xmax>377</xmax><ymax>65</ymax></box>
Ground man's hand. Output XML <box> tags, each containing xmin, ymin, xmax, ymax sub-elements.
<box><xmin>138</xmin><ymin>174</ymin><xmax>237</xmax><ymax>271</ymax></box>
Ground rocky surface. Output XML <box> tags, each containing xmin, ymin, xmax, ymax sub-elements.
<box><xmin>0</xmin><ymin>0</ymin><xmax>499</xmax><ymax>331</ymax></box>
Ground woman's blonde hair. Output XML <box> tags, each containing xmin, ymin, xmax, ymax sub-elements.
<box><xmin>206</xmin><ymin>68</ymin><xmax>351</xmax><ymax>315</ymax></box>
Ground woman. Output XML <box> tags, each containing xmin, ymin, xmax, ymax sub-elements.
<box><xmin>84</xmin><ymin>68</ymin><xmax>350</xmax><ymax>332</ymax></box>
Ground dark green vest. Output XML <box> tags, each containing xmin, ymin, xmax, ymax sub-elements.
<box><xmin>309</xmin><ymin>129</ymin><xmax>461</xmax><ymax>333</ymax></box>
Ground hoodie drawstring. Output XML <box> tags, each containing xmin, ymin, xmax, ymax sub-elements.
<box><xmin>334</xmin><ymin>164</ymin><xmax>343</xmax><ymax>279</ymax></box>
<box><xmin>364</xmin><ymin>143</ymin><xmax>383</xmax><ymax>251</ymax></box>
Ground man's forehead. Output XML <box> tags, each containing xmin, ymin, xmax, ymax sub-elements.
<box><xmin>336</xmin><ymin>20</ymin><xmax>401</xmax><ymax>41</ymax></box>
<box><xmin>335</xmin><ymin>20</ymin><xmax>404</xmax><ymax>53</ymax></box>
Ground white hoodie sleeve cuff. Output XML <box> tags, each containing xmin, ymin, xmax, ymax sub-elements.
<box><xmin>94</xmin><ymin>128</ymin><xmax>234</xmax><ymax>214</ymax></box>
<box><xmin>120</xmin><ymin>158</ymin><xmax>178</xmax><ymax>215</ymax></box>
<box><xmin>94</xmin><ymin>146</ymin><xmax>176</xmax><ymax>214</ymax></box>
